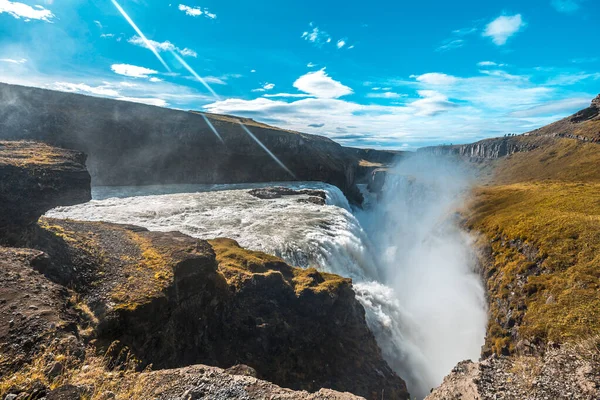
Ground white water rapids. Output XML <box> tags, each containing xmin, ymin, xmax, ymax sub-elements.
<box><xmin>46</xmin><ymin>158</ymin><xmax>487</xmax><ymax>399</ymax></box>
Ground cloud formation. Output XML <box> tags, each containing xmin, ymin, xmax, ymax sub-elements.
<box><xmin>293</xmin><ymin>69</ymin><xmax>353</xmax><ymax>99</ymax></box>
<box><xmin>0</xmin><ymin>0</ymin><xmax>54</xmax><ymax>22</ymax></box>
<box><xmin>111</xmin><ymin>64</ymin><xmax>158</xmax><ymax>78</ymax></box>
<box><xmin>252</xmin><ymin>82</ymin><xmax>276</xmax><ymax>92</ymax></box>
<box><xmin>412</xmin><ymin>73</ymin><xmax>458</xmax><ymax>85</ymax></box>
<box><xmin>178</xmin><ymin>4</ymin><xmax>217</xmax><ymax>19</ymax></box>
<box><xmin>128</xmin><ymin>35</ymin><xmax>197</xmax><ymax>58</ymax></box>
<box><xmin>301</xmin><ymin>23</ymin><xmax>331</xmax><ymax>46</ymax></box>
<box><xmin>483</xmin><ymin>14</ymin><xmax>525</xmax><ymax>45</ymax></box>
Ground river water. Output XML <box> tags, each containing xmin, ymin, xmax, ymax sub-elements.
<box><xmin>47</xmin><ymin>162</ymin><xmax>487</xmax><ymax>399</ymax></box>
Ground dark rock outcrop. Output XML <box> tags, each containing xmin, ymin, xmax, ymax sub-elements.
<box><xmin>248</xmin><ymin>186</ymin><xmax>327</xmax><ymax>205</ymax></box>
<box><xmin>0</xmin><ymin>247</ymin><xmax>80</xmax><ymax>376</ymax></box>
<box><xmin>0</xmin><ymin>141</ymin><xmax>409</xmax><ymax>398</ymax></box>
<box><xmin>0</xmin><ymin>141</ymin><xmax>91</xmax><ymax>245</ymax></box>
<box><xmin>0</xmin><ymin>83</ymin><xmax>362</xmax><ymax>203</ymax></box>
<box><xmin>33</xmin><ymin>219</ymin><xmax>409</xmax><ymax>399</ymax></box>
<box><xmin>418</xmin><ymin>136</ymin><xmax>539</xmax><ymax>159</ymax></box>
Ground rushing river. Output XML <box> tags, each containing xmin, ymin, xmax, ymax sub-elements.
<box><xmin>47</xmin><ymin>158</ymin><xmax>487</xmax><ymax>399</ymax></box>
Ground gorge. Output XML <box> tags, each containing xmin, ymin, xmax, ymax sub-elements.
<box><xmin>1</xmin><ymin>86</ymin><xmax>600</xmax><ymax>400</ymax></box>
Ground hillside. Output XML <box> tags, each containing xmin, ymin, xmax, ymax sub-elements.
<box><xmin>0</xmin><ymin>83</ymin><xmax>366</xmax><ymax>203</ymax></box>
<box><xmin>425</xmin><ymin>94</ymin><xmax>600</xmax><ymax>399</ymax></box>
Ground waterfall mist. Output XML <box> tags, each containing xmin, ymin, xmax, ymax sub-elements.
<box><xmin>356</xmin><ymin>154</ymin><xmax>487</xmax><ymax>399</ymax></box>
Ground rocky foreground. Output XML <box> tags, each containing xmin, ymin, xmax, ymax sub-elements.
<box><xmin>0</xmin><ymin>141</ymin><xmax>408</xmax><ymax>399</ymax></box>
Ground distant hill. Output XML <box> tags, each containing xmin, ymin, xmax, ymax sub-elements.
<box><xmin>0</xmin><ymin>82</ymin><xmax>385</xmax><ymax>203</ymax></box>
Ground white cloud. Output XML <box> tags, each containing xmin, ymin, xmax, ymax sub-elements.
<box><xmin>411</xmin><ymin>90</ymin><xmax>459</xmax><ymax>116</ymax></box>
<box><xmin>94</xmin><ymin>20</ymin><xmax>103</xmax><ymax>28</ymax></box>
<box><xmin>551</xmin><ymin>0</ymin><xmax>581</xmax><ymax>13</ymax></box>
<box><xmin>252</xmin><ymin>82</ymin><xmax>275</xmax><ymax>92</ymax></box>
<box><xmin>100</xmin><ymin>33</ymin><xmax>115</xmax><ymax>38</ymax></box>
<box><xmin>0</xmin><ymin>0</ymin><xmax>54</xmax><ymax>22</ymax></box>
<box><xmin>307</xmin><ymin>62</ymin><xmax>317</xmax><ymax>68</ymax></box>
<box><xmin>301</xmin><ymin>23</ymin><xmax>331</xmax><ymax>46</ymax></box>
<box><xmin>128</xmin><ymin>35</ymin><xmax>197</xmax><ymax>58</ymax></box>
<box><xmin>367</xmin><ymin>92</ymin><xmax>405</xmax><ymax>99</ymax></box>
<box><xmin>178</xmin><ymin>4</ymin><xmax>217</xmax><ymax>19</ymax></box>
<box><xmin>483</xmin><ymin>14</ymin><xmax>525</xmax><ymax>45</ymax></box>
<box><xmin>200</xmin><ymin>64</ymin><xmax>597</xmax><ymax>149</ymax></box>
<box><xmin>149</xmin><ymin>77</ymin><xmax>163</xmax><ymax>82</ymax></box>
<box><xmin>337</xmin><ymin>39</ymin><xmax>346</xmax><ymax>49</ymax></box>
<box><xmin>115</xmin><ymin>97</ymin><xmax>168</xmax><ymax>107</ymax></box>
<box><xmin>263</xmin><ymin>93</ymin><xmax>313</xmax><ymax>98</ymax></box>
<box><xmin>436</xmin><ymin>39</ymin><xmax>465</xmax><ymax>52</ymax></box>
<box><xmin>545</xmin><ymin>72</ymin><xmax>600</xmax><ymax>86</ymax></box>
<box><xmin>111</xmin><ymin>64</ymin><xmax>158</xmax><ymax>79</ymax></box>
<box><xmin>477</xmin><ymin>61</ymin><xmax>508</xmax><ymax>67</ymax></box>
<box><xmin>53</xmin><ymin>82</ymin><xmax>120</xmax><ymax>98</ymax></box>
<box><xmin>509</xmin><ymin>97</ymin><xmax>590</xmax><ymax>117</ymax></box>
<box><xmin>203</xmin><ymin>76</ymin><xmax>227</xmax><ymax>85</ymax></box>
<box><xmin>293</xmin><ymin>69</ymin><xmax>353</xmax><ymax>99</ymax></box>
<box><xmin>411</xmin><ymin>73</ymin><xmax>459</xmax><ymax>85</ymax></box>
<box><xmin>52</xmin><ymin>82</ymin><xmax>167</xmax><ymax>107</ymax></box>
<box><xmin>250</xmin><ymin>69</ymin><xmax>256</xmax><ymax>73</ymax></box>
<box><xmin>0</xmin><ymin>58</ymin><xmax>27</xmax><ymax>64</ymax></box>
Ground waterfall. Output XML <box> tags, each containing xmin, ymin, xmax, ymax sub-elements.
<box><xmin>46</xmin><ymin>171</ymin><xmax>487</xmax><ymax>399</ymax></box>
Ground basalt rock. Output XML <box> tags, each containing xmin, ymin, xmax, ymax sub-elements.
<box><xmin>0</xmin><ymin>141</ymin><xmax>91</xmax><ymax>245</ymax></box>
<box><xmin>33</xmin><ymin>220</ymin><xmax>408</xmax><ymax>399</ymax></box>
<box><xmin>0</xmin><ymin>247</ymin><xmax>79</xmax><ymax>376</ymax></box>
<box><xmin>248</xmin><ymin>186</ymin><xmax>327</xmax><ymax>204</ymax></box>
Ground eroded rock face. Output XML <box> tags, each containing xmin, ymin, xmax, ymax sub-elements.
<box><xmin>0</xmin><ymin>247</ymin><xmax>79</xmax><ymax>376</ymax></box>
<box><xmin>34</xmin><ymin>220</ymin><xmax>408</xmax><ymax>399</ymax></box>
<box><xmin>426</xmin><ymin>339</ymin><xmax>600</xmax><ymax>400</ymax></box>
<box><xmin>0</xmin><ymin>141</ymin><xmax>91</xmax><ymax>245</ymax></box>
<box><xmin>248</xmin><ymin>187</ymin><xmax>327</xmax><ymax>205</ymax></box>
<box><xmin>418</xmin><ymin>137</ymin><xmax>538</xmax><ymax>160</ymax></box>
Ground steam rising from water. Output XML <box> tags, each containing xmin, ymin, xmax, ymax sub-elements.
<box><xmin>356</xmin><ymin>154</ymin><xmax>487</xmax><ymax>398</ymax></box>
<box><xmin>47</xmin><ymin>156</ymin><xmax>486</xmax><ymax>399</ymax></box>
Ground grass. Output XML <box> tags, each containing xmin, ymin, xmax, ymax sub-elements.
<box><xmin>0</xmin><ymin>141</ymin><xmax>76</xmax><ymax>167</ymax></box>
<box><xmin>209</xmin><ymin>238</ymin><xmax>350</xmax><ymax>296</ymax></box>
<box><xmin>465</xmin><ymin>136</ymin><xmax>600</xmax><ymax>354</ymax></box>
<box><xmin>110</xmin><ymin>231</ymin><xmax>173</xmax><ymax>311</ymax></box>
<box><xmin>0</xmin><ymin>343</ymin><xmax>148</xmax><ymax>400</ymax></box>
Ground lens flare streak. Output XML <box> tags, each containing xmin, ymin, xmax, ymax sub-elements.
<box><xmin>239</xmin><ymin>123</ymin><xmax>297</xmax><ymax>179</ymax></box>
<box><xmin>171</xmin><ymin>51</ymin><xmax>220</xmax><ymax>100</ymax></box>
<box><xmin>201</xmin><ymin>113</ymin><xmax>224</xmax><ymax>143</ymax></box>
<box><xmin>110</xmin><ymin>0</ymin><xmax>296</xmax><ymax>179</ymax></box>
<box><xmin>110</xmin><ymin>0</ymin><xmax>171</xmax><ymax>72</ymax></box>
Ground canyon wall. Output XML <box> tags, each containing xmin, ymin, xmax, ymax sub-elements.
<box><xmin>0</xmin><ymin>83</ymin><xmax>363</xmax><ymax>203</ymax></box>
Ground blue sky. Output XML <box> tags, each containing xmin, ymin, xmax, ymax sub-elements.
<box><xmin>1</xmin><ymin>0</ymin><xmax>599</xmax><ymax>149</ymax></box>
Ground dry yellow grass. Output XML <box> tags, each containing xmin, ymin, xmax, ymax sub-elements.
<box><xmin>466</xmin><ymin>136</ymin><xmax>600</xmax><ymax>353</ymax></box>
<box><xmin>110</xmin><ymin>231</ymin><xmax>173</xmax><ymax>311</ymax></box>
<box><xmin>0</xmin><ymin>141</ymin><xmax>74</xmax><ymax>167</ymax></box>
<box><xmin>209</xmin><ymin>238</ymin><xmax>350</xmax><ymax>296</ymax></box>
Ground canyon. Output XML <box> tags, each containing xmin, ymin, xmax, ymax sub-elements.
<box><xmin>1</xmin><ymin>86</ymin><xmax>599</xmax><ymax>400</ymax></box>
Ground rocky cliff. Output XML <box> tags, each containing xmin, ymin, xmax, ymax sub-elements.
<box><xmin>0</xmin><ymin>83</ymin><xmax>362</xmax><ymax>203</ymax></box>
<box><xmin>0</xmin><ymin>140</ymin><xmax>409</xmax><ymax>399</ymax></box>
<box><xmin>424</xmin><ymin>95</ymin><xmax>600</xmax><ymax>399</ymax></box>
<box><xmin>418</xmin><ymin>94</ymin><xmax>600</xmax><ymax>160</ymax></box>
<box><xmin>0</xmin><ymin>141</ymin><xmax>91</xmax><ymax>245</ymax></box>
